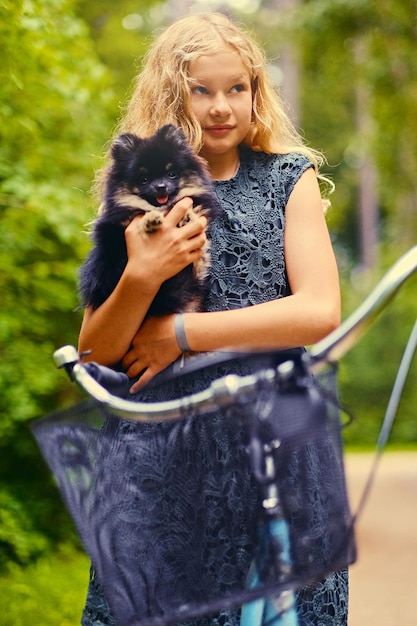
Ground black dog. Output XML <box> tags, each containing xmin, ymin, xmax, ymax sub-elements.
<box><xmin>79</xmin><ymin>125</ymin><xmax>221</xmax><ymax>315</ymax></box>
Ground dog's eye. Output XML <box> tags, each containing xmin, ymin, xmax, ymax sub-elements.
<box><xmin>137</xmin><ymin>167</ymin><xmax>149</xmax><ymax>184</ymax></box>
<box><xmin>167</xmin><ymin>171</ymin><xmax>177</xmax><ymax>179</ymax></box>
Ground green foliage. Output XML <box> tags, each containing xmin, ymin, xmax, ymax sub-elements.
<box><xmin>0</xmin><ymin>490</ymin><xmax>48</xmax><ymax>566</ymax></box>
<box><xmin>0</xmin><ymin>546</ymin><xmax>90</xmax><ymax>624</ymax></box>
<box><xmin>339</xmin><ymin>251</ymin><xmax>417</xmax><ymax>448</ymax></box>
<box><xmin>0</xmin><ymin>0</ymin><xmax>115</xmax><ymax>568</ymax></box>
<box><xmin>294</xmin><ymin>0</ymin><xmax>417</xmax><ymax>255</ymax></box>
<box><xmin>75</xmin><ymin>0</ymin><xmax>166</xmax><ymax>108</ymax></box>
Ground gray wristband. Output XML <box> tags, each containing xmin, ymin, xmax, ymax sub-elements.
<box><xmin>174</xmin><ymin>314</ymin><xmax>191</xmax><ymax>353</ymax></box>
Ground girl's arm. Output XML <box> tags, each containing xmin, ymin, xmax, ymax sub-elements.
<box><xmin>186</xmin><ymin>168</ymin><xmax>341</xmax><ymax>348</ymax></box>
<box><xmin>124</xmin><ymin>168</ymin><xmax>341</xmax><ymax>392</ymax></box>
<box><xmin>78</xmin><ymin>199</ymin><xmax>208</xmax><ymax>365</ymax></box>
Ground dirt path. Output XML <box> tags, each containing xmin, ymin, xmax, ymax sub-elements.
<box><xmin>345</xmin><ymin>452</ymin><xmax>417</xmax><ymax>626</ymax></box>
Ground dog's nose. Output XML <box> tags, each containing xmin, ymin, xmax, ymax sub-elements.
<box><xmin>155</xmin><ymin>183</ymin><xmax>169</xmax><ymax>206</ymax></box>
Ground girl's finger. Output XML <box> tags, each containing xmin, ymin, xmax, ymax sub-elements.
<box><xmin>180</xmin><ymin>216</ymin><xmax>208</xmax><ymax>244</ymax></box>
<box><xmin>165</xmin><ymin>197</ymin><xmax>193</xmax><ymax>225</ymax></box>
<box><xmin>129</xmin><ymin>368</ymin><xmax>155</xmax><ymax>394</ymax></box>
<box><xmin>125</xmin><ymin>214</ymin><xmax>144</xmax><ymax>236</ymax></box>
<box><xmin>121</xmin><ymin>350</ymin><xmax>137</xmax><ymax>370</ymax></box>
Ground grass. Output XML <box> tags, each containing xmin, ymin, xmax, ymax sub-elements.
<box><xmin>0</xmin><ymin>546</ymin><xmax>90</xmax><ymax>625</ymax></box>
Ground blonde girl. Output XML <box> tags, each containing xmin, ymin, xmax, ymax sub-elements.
<box><xmin>79</xmin><ymin>12</ymin><xmax>347</xmax><ymax>626</ymax></box>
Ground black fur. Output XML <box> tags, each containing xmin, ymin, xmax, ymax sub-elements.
<box><xmin>79</xmin><ymin>125</ymin><xmax>221</xmax><ymax>314</ymax></box>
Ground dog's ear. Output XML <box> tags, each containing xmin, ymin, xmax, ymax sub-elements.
<box><xmin>158</xmin><ymin>124</ymin><xmax>187</xmax><ymax>146</ymax></box>
<box><xmin>111</xmin><ymin>133</ymin><xmax>141</xmax><ymax>162</ymax></box>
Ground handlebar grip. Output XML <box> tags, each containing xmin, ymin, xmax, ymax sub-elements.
<box><xmin>84</xmin><ymin>362</ymin><xmax>130</xmax><ymax>398</ymax></box>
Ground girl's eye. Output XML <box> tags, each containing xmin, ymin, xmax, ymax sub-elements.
<box><xmin>231</xmin><ymin>84</ymin><xmax>245</xmax><ymax>93</ymax></box>
<box><xmin>191</xmin><ymin>85</ymin><xmax>208</xmax><ymax>95</ymax></box>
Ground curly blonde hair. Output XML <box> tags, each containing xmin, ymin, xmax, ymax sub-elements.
<box><xmin>95</xmin><ymin>13</ymin><xmax>331</xmax><ymax>200</ymax></box>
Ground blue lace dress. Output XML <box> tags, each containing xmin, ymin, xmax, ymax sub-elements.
<box><xmin>81</xmin><ymin>148</ymin><xmax>349</xmax><ymax>626</ymax></box>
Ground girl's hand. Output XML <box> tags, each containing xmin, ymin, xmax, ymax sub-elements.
<box><xmin>124</xmin><ymin>198</ymin><xmax>208</xmax><ymax>285</ymax></box>
<box><xmin>122</xmin><ymin>315</ymin><xmax>181</xmax><ymax>394</ymax></box>
<box><xmin>78</xmin><ymin>198</ymin><xmax>207</xmax><ymax>367</ymax></box>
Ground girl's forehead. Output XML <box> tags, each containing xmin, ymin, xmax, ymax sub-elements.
<box><xmin>187</xmin><ymin>47</ymin><xmax>250</xmax><ymax>78</ymax></box>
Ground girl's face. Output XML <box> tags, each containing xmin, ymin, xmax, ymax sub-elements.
<box><xmin>188</xmin><ymin>46</ymin><xmax>253</xmax><ymax>163</ymax></box>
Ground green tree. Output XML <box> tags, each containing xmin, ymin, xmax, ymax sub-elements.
<box><xmin>0</xmin><ymin>0</ymin><xmax>115</xmax><ymax>566</ymax></box>
<box><xmin>295</xmin><ymin>0</ymin><xmax>417</xmax><ymax>262</ymax></box>
<box><xmin>75</xmin><ymin>0</ymin><xmax>165</xmax><ymax>109</ymax></box>
<box><xmin>0</xmin><ymin>0</ymin><xmax>166</xmax><ymax>569</ymax></box>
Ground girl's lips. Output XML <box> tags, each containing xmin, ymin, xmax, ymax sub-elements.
<box><xmin>205</xmin><ymin>126</ymin><xmax>234</xmax><ymax>136</ymax></box>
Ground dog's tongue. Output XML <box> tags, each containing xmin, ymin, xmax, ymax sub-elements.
<box><xmin>156</xmin><ymin>195</ymin><xmax>169</xmax><ymax>205</ymax></box>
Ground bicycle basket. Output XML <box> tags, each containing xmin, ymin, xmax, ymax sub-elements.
<box><xmin>31</xmin><ymin>349</ymin><xmax>355</xmax><ymax>626</ymax></box>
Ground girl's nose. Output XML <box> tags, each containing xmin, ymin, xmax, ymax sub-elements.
<box><xmin>209</xmin><ymin>93</ymin><xmax>231</xmax><ymax>117</ymax></box>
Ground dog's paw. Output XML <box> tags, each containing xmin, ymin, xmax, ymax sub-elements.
<box><xmin>143</xmin><ymin>210</ymin><xmax>163</xmax><ymax>233</ymax></box>
<box><xmin>178</xmin><ymin>207</ymin><xmax>198</xmax><ymax>228</ymax></box>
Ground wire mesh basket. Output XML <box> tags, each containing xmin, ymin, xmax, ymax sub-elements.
<box><xmin>31</xmin><ymin>349</ymin><xmax>355</xmax><ymax>626</ymax></box>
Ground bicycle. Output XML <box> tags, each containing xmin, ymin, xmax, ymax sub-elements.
<box><xmin>31</xmin><ymin>246</ymin><xmax>417</xmax><ymax>626</ymax></box>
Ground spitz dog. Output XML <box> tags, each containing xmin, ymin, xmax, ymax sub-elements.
<box><xmin>79</xmin><ymin>124</ymin><xmax>221</xmax><ymax>315</ymax></box>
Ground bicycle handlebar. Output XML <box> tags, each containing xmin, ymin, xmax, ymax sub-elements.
<box><xmin>54</xmin><ymin>246</ymin><xmax>417</xmax><ymax>422</ymax></box>
<box><xmin>55</xmin><ymin>344</ymin><xmax>285</xmax><ymax>421</ymax></box>
<box><xmin>309</xmin><ymin>246</ymin><xmax>417</xmax><ymax>367</ymax></box>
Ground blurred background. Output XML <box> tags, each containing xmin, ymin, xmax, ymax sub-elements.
<box><xmin>0</xmin><ymin>0</ymin><xmax>416</xmax><ymax>623</ymax></box>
